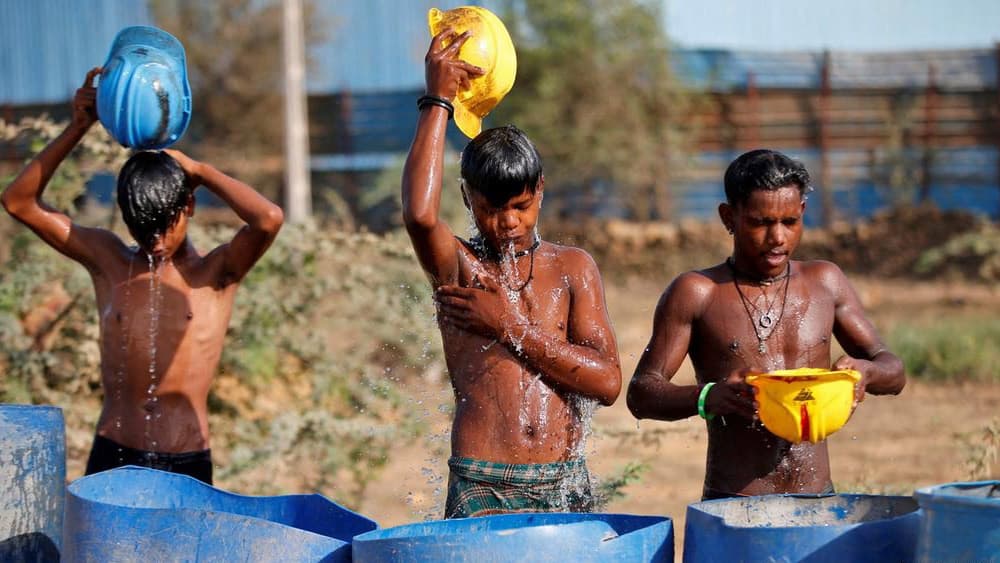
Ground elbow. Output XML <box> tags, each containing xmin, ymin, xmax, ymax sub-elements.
<box><xmin>598</xmin><ymin>382</ymin><xmax>619</xmax><ymax>407</ymax></box>
<box><xmin>625</xmin><ymin>380</ymin><xmax>649</xmax><ymax>419</ymax></box>
<box><xmin>1</xmin><ymin>189</ymin><xmax>18</xmax><ymax>216</ymax></box>
<box><xmin>258</xmin><ymin>205</ymin><xmax>284</xmax><ymax>235</ymax></box>
<box><xmin>402</xmin><ymin>207</ymin><xmax>437</xmax><ymax>233</ymax></box>
<box><xmin>594</xmin><ymin>366</ymin><xmax>622</xmax><ymax>407</ymax></box>
<box><xmin>882</xmin><ymin>355</ymin><xmax>907</xmax><ymax>395</ymax></box>
<box><xmin>889</xmin><ymin>369</ymin><xmax>907</xmax><ymax>396</ymax></box>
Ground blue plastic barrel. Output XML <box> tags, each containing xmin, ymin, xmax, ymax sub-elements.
<box><xmin>0</xmin><ymin>404</ymin><xmax>65</xmax><ymax>561</ymax></box>
<box><xmin>914</xmin><ymin>480</ymin><xmax>1000</xmax><ymax>562</ymax></box>
<box><xmin>64</xmin><ymin>466</ymin><xmax>377</xmax><ymax>562</ymax></box>
<box><xmin>683</xmin><ymin>494</ymin><xmax>920</xmax><ymax>563</ymax></box>
<box><xmin>352</xmin><ymin>512</ymin><xmax>673</xmax><ymax>562</ymax></box>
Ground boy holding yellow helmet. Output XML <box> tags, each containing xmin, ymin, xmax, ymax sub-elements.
<box><xmin>627</xmin><ymin>149</ymin><xmax>905</xmax><ymax>500</ymax></box>
<box><xmin>403</xmin><ymin>16</ymin><xmax>622</xmax><ymax>518</ymax></box>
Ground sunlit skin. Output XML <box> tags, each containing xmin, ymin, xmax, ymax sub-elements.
<box><xmin>1</xmin><ymin>69</ymin><xmax>284</xmax><ymax>453</ymax></box>
<box><xmin>627</xmin><ymin>185</ymin><xmax>905</xmax><ymax>497</ymax></box>
<box><xmin>403</xmin><ymin>29</ymin><xmax>622</xmax><ymax>464</ymax></box>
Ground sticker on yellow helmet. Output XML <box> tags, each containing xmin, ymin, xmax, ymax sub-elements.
<box><xmin>428</xmin><ymin>6</ymin><xmax>517</xmax><ymax>138</ymax></box>
<box><xmin>746</xmin><ymin>368</ymin><xmax>862</xmax><ymax>444</ymax></box>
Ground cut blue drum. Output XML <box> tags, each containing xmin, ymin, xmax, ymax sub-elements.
<box><xmin>0</xmin><ymin>404</ymin><xmax>65</xmax><ymax>562</ymax></box>
<box><xmin>352</xmin><ymin>512</ymin><xmax>673</xmax><ymax>562</ymax></box>
<box><xmin>64</xmin><ymin>466</ymin><xmax>378</xmax><ymax>562</ymax></box>
<box><xmin>683</xmin><ymin>494</ymin><xmax>920</xmax><ymax>563</ymax></box>
<box><xmin>914</xmin><ymin>480</ymin><xmax>1000</xmax><ymax>562</ymax></box>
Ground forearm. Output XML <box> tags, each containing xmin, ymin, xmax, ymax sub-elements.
<box><xmin>626</xmin><ymin>371</ymin><xmax>701</xmax><ymax>421</ymax></box>
<box><xmin>502</xmin><ymin>324</ymin><xmax>620</xmax><ymax>406</ymax></box>
<box><xmin>197</xmin><ymin>164</ymin><xmax>282</xmax><ymax>232</ymax></box>
<box><xmin>2</xmin><ymin>123</ymin><xmax>87</xmax><ymax>215</ymax></box>
<box><xmin>863</xmin><ymin>351</ymin><xmax>906</xmax><ymax>395</ymax></box>
<box><xmin>402</xmin><ymin>107</ymin><xmax>450</xmax><ymax>230</ymax></box>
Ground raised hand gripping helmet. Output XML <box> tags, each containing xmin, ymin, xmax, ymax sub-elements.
<box><xmin>428</xmin><ymin>6</ymin><xmax>517</xmax><ymax>139</ymax></box>
<box><xmin>97</xmin><ymin>26</ymin><xmax>192</xmax><ymax>150</ymax></box>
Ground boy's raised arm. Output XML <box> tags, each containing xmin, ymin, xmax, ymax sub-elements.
<box><xmin>166</xmin><ymin>150</ymin><xmax>283</xmax><ymax>282</ymax></box>
<box><xmin>2</xmin><ymin>68</ymin><xmax>122</xmax><ymax>270</ymax></box>
<box><xmin>402</xmin><ymin>29</ymin><xmax>483</xmax><ymax>287</ymax></box>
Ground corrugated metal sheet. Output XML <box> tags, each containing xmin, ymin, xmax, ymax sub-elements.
<box><xmin>831</xmin><ymin>49</ymin><xmax>997</xmax><ymax>91</ymax></box>
<box><xmin>673</xmin><ymin>50</ymin><xmax>824</xmax><ymax>90</ymax></box>
<box><xmin>1</xmin><ymin>1</ymin><xmax>994</xmax><ymax>103</ymax></box>
<box><xmin>674</xmin><ymin>48</ymin><xmax>998</xmax><ymax>92</ymax></box>
<box><xmin>0</xmin><ymin>0</ymin><xmax>497</xmax><ymax>103</ymax></box>
<box><xmin>0</xmin><ymin>0</ymin><xmax>152</xmax><ymax>104</ymax></box>
<box><xmin>311</xmin><ymin>0</ymin><xmax>494</xmax><ymax>94</ymax></box>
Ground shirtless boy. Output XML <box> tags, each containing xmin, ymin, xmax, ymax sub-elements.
<box><xmin>2</xmin><ymin>69</ymin><xmax>284</xmax><ymax>484</ymax></box>
<box><xmin>627</xmin><ymin>149</ymin><xmax>905</xmax><ymax>499</ymax></box>
<box><xmin>403</xmin><ymin>30</ymin><xmax>622</xmax><ymax>518</ymax></box>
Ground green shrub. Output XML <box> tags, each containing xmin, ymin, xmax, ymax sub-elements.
<box><xmin>915</xmin><ymin>223</ymin><xmax>1000</xmax><ymax>282</ymax></box>
<box><xmin>889</xmin><ymin>318</ymin><xmax>1000</xmax><ymax>382</ymax></box>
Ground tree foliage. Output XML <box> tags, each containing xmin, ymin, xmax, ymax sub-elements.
<box><xmin>493</xmin><ymin>0</ymin><xmax>697</xmax><ymax>220</ymax></box>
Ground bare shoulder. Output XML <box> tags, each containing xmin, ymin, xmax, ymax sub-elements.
<box><xmin>798</xmin><ymin>259</ymin><xmax>850</xmax><ymax>294</ymax></box>
<box><xmin>544</xmin><ymin>241</ymin><xmax>599</xmax><ymax>275</ymax></box>
<box><xmin>662</xmin><ymin>265</ymin><xmax>719</xmax><ymax>309</ymax></box>
<box><xmin>71</xmin><ymin>224</ymin><xmax>132</xmax><ymax>272</ymax></box>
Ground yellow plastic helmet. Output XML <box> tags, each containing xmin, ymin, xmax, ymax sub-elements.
<box><xmin>428</xmin><ymin>6</ymin><xmax>517</xmax><ymax>139</ymax></box>
<box><xmin>746</xmin><ymin>368</ymin><xmax>862</xmax><ymax>444</ymax></box>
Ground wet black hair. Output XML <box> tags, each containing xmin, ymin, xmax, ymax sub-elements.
<box><xmin>116</xmin><ymin>151</ymin><xmax>192</xmax><ymax>249</ymax></box>
<box><xmin>723</xmin><ymin>149</ymin><xmax>811</xmax><ymax>206</ymax></box>
<box><xmin>460</xmin><ymin>125</ymin><xmax>543</xmax><ymax>208</ymax></box>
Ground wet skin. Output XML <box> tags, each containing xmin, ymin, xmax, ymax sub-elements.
<box><xmin>404</xmin><ymin>30</ymin><xmax>622</xmax><ymax>464</ymax></box>
<box><xmin>1</xmin><ymin>69</ymin><xmax>284</xmax><ymax>453</ymax></box>
<box><xmin>627</xmin><ymin>186</ymin><xmax>905</xmax><ymax>496</ymax></box>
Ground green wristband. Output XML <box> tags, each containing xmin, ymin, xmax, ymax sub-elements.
<box><xmin>698</xmin><ymin>382</ymin><xmax>716</xmax><ymax>421</ymax></box>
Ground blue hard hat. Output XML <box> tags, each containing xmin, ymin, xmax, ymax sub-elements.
<box><xmin>97</xmin><ymin>26</ymin><xmax>192</xmax><ymax>150</ymax></box>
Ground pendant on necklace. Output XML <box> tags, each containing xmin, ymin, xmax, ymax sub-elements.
<box><xmin>758</xmin><ymin>341</ymin><xmax>766</xmax><ymax>354</ymax></box>
<box><xmin>759</xmin><ymin>312</ymin><xmax>775</xmax><ymax>329</ymax></box>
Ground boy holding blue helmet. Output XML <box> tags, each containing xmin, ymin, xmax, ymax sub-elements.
<box><xmin>2</xmin><ymin>69</ymin><xmax>284</xmax><ymax>484</ymax></box>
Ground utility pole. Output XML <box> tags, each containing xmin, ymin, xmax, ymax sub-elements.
<box><xmin>283</xmin><ymin>0</ymin><xmax>311</xmax><ymax>223</ymax></box>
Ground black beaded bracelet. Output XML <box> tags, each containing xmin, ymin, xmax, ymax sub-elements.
<box><xmin>417</xmin><ymin>94</ymin><xmax>455</xmax><ymax>120</ymax></box>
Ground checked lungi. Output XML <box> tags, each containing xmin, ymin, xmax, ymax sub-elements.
<box><xmin>444</xmin><ymin>456</ymin><xmax>594</xmax><ymax>519</ymax></box>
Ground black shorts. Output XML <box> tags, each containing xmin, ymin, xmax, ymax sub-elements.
<box><xmin>85</xmin><ymin>435</ymin><xmax>213</xmax><ymax>485</ymax></box>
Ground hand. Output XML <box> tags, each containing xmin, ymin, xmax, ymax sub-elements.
<box><xmin>163</xmin><ymin>149</ymin><xmax>202</xmax><ymax>187</ymax></box>
<box><xmin>71</xmin><ymin>68</ymin><xmax>101</xmax><ymax>131</ymax></box>
<box><xmin>424</xmin><ymin>28</ymin><xmax>486</xmax><ymax>101</ymax></box>
<box><xmin>705</xmin><ymin>368</ymin><xmax>757</xmax><ymax>419</ymax></box>
<box><xmin>833</xmin><ymin>355</ymin><xmax>871</xmax><ymax>405</ymax></box>
<box><xmin>435</xmin><ymin>276</ymin><xmax>514</xmax><ymax>340</ymax></box>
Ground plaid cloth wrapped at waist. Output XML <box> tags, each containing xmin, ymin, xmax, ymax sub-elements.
<box><xmin>445</xmin><ymin>456</ymin><xmax>594</xmax><ymax>519</ymax></box>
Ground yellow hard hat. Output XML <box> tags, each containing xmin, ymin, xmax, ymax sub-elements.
<box><xmin>428</xmin><ymin>6</ymin><xmax>517</xmax><ymax>139</ymax></box>
<box><xmin>746</xmin><ymin>368</ymin><xmax>862</xmax><ymax>444</ymax></box>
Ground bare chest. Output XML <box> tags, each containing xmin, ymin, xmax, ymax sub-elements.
<box><xmin>695</xmin><ymin>280</ymin><xmax>835</xmax><ymax>372</ymax></box>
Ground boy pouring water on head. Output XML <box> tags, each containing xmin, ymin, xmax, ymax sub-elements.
<box><xmin>403</xmin><ymin>29</ymin><xmax>622</xmax><ymax>518</ymax></box>
<box><xmin>2</xmin><ymin>69</ymin><xmax>283</xmax><ymax>484</ymax></box>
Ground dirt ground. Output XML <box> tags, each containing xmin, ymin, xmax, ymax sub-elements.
<box><xmin>355</xmin><ymin>276</ymin><xmax>1000</xmax><ymax>544</ymax></box>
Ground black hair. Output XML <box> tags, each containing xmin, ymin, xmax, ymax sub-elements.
<box><xmin>116</xmin><ymin>151</ymin><xmax>192</xmax><ymax>249</ymax></box>
<box><xmin>723</xmin><ymin>149</ymin><xmax>811</xmax><ymax>206</ymax></box>
<box><xmin>460</xmin><ymin>125</ymin><xmax>543</xmax><ymax>208</ymax></box>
